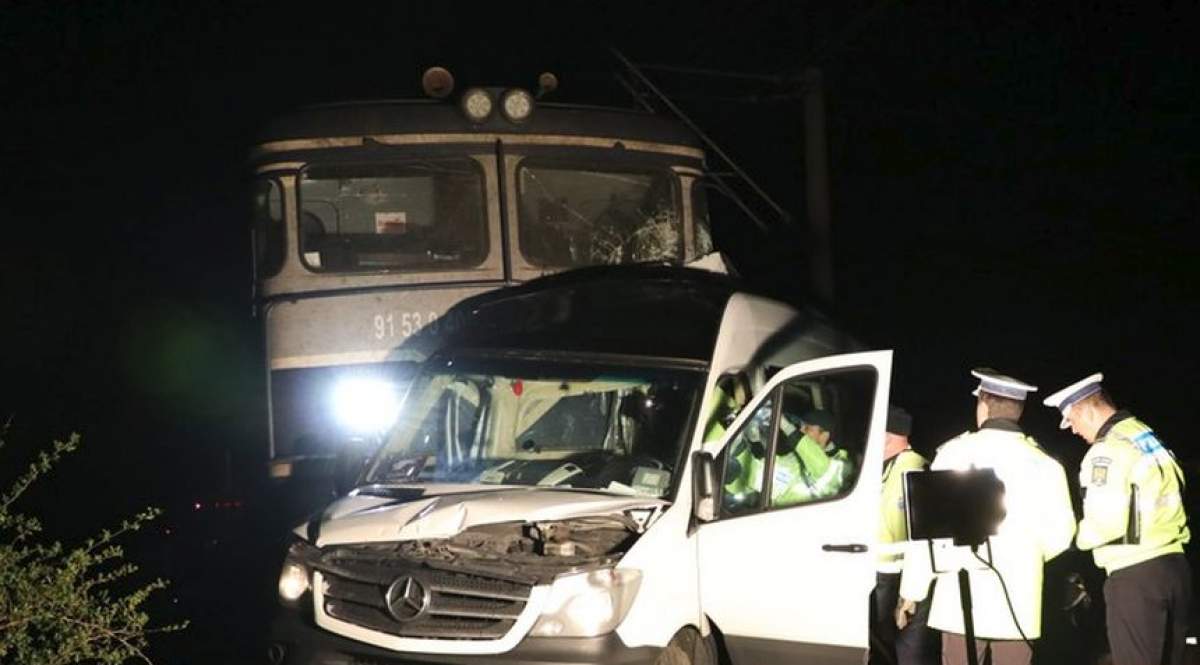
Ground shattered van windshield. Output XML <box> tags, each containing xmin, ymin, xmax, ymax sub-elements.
<box><xmin>517</xmin><ymin>162</ymin><xmax>682</xmax><ymax>267</ymax></box>
<box><xmin>365</xmin><ymin>354</ymin><xmax>703</xmax><ymax>499</ymax></box>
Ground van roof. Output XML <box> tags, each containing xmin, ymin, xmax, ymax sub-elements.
<box><xmin>419</xmin><ymin>265</ymin><xmax>749</xmax><ymax>363</ymax></box>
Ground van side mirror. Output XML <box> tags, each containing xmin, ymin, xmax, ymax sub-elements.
<box><xmin>692</xmin><ymin>451</ymin><xmax>717</xmax><ymax>522</ymax></box>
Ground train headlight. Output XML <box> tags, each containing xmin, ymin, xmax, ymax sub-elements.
<box><xmin>500</xmin><ymin>88</ymin><xmax>534</xmax><ymax>123</ymax></box>
<box><xmin>460</xmin><ymin>88</ymin><xmax>493</xmax><ymax>123</ymax></box>
<box><xmin>332</xmin><ymin>378</ymin><xmax>401</xmax><ymax>434</ymax></box>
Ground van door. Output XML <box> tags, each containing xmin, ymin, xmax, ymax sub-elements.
<box><xmin>696</xmin><ymin>351</ymin><xmax>891</xmax><ymax>664</ymax></box>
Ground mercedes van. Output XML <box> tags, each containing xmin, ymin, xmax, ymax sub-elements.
<box><xmin>269</xmin><ymin>265</ymin><xmax>891</xmax><ymax>665</ymax></box>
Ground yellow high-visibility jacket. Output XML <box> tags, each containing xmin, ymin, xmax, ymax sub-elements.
<box><xmin>878</xmin><ymin>449</ymin><xmax>928</xmax><ymax>573</ymax></box>
<box><xmin>1077</xmin><ymin>412</ymin><xmax>1189</xmax><ymax>573</ymax></box>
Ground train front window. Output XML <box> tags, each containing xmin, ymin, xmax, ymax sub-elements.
<box><xmin>298</xmin><ymin>160</ymin><xmax>487</xmax><ymax>273</ymax></box>
<box><xmin>517</xmin><ymin>162</ymin><xmax>682</xmax><ymax>267</ymax></box>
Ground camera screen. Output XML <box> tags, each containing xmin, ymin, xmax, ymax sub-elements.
<box><xmin>904</xmin><ymin>468</ymin><xmax>1005</xmax><ymax>544</ymax></box>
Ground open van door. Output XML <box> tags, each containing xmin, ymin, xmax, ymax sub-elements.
<box><xmin>696</xmin><ymin>350</ymin><xmax>892</xmax><ymax>664</ymax></box>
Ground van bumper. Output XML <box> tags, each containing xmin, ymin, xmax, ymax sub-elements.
<box><xmin>269</xmin><ymin>609</ymin><xmax>661</xmax><ymax>665</ymax></box>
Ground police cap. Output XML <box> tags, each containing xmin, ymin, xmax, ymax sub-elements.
<box><xmin>970</xmin><ymin>367</ymin><xmax>1037</xmax><ymax>401</ymax></box>
<box><xmin>1042</xmin><ymin>372</ymin><xmax>1103</xmax><ymax>429</ymax></box>
<box><xmin>800</xmin><ymin>409</ymin><xmax>837</xmax><ymax>437</ymax></box>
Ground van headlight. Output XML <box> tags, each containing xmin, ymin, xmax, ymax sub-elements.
<box><xmin>529</xmin><ymin>568</ymin><xmax>641</xmax><ymax>637</ymax></box>
<box><xmin>278</xmin><ymin>537</ymin><xmax>320</xmax><ymax>606</ymax></box>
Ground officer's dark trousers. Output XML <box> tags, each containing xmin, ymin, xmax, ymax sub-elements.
<box><xmin>1103</xmin><ymin>553</ymin><xmax>1192</xmax><ymax>665</ymax></box>
<box><xmin>941</xmin><ymin>633</ymin><xmax>1030</xmax><ymax>665</ymax></box>
<box><xmin>869</xmin><ymin>572</ymin><xmax>941</xmax><ymax>665</ymax></box>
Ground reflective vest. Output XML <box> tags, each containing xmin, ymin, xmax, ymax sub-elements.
<box><xmin>702</xmin><ymin>383</ymin><xmax>739</xmax><ymax>444</ymax></box>
<box><xmin>899</xmin><ymin>422</ymin><xmax>1076</xmax><ymax>640</ymax></box>
<box><xmin>878</xmin><ymin>449</ymin><xmax>928</xmax><ymax>572</ymax></box>
<box><xmin>773</xmin><ymin>434</ymin><xmax>849</xmax><ymax>504</ymax></box>
<box><xmin>724</xmin><ymin>434</ymin><xmax>846</xmax><ymax>504</ymax></box>
<box><xmin>1077</xmin><ymin>413</ymin><xmax>1190</xmax><ymax>573</ymax></box>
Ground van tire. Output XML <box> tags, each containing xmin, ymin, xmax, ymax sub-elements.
<box><xmin>656</xmin><ymin>627</ymin><xmax>716</xmax><ymax>665</ymax></box>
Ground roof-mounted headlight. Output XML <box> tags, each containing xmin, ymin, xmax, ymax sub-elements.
<box><xmin>460</xmin><ymin>88</ymin><xmax>494</xmax><ymax>123</ymax></box>
<box><xmin>500</xmin><ymin>88</ymin><xmax>535</xmax><ymax>123</ymax></box>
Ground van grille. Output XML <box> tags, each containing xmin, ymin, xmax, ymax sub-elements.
<box><xmin>317</xmin><ymin>547</ymin><xmax>533</xmax><ymax>641</ymax></box>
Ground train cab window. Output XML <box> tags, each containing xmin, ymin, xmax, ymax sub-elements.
<box><xmin>297</xmin><ymin>160</ymin><xmax>487</xmax><ymax>273</ymax></box>
<box><xmin>252</xmin><ymin>178</ymin><xmax>285</xmax><ymax>278</ymax></box>
<box><xmin>517</xmin><ymin>162</ymin><xmax>682</xmax><ymax>267</ymax></box>
<box><xmin>690</xmin><ymin>180</ymin><xmax>715</xmax><ymax>257</ymax></box>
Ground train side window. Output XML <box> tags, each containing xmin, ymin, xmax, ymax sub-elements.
<box><xmin>252</xmin><ymin>178</ymin><xmax>285</xmax><ymax>278</ymax></box>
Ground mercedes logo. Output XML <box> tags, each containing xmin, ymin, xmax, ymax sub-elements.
<box><xmin>385</xmin><ymin>574</ymin><xmax>431</xmax><ymax>622</ymax></box>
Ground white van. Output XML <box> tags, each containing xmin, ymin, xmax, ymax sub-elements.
<box><xmin>269</xmin><ymin>265</ymin><xmax>891</xmax><ymax>665</ymax></box>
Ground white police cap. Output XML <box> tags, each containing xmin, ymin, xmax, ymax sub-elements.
<box><xmin>1042</xmin><ymin>373</ymin><xmax>1104</xmax><ymax>429</ymax></box>
<box><xmin>970</xmin><ymin>367</ymin><xmax>1038</xmax><ymax>401</ymax></box>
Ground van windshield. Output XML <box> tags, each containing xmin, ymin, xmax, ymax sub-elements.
<box><xmin>365</xmin><ymin>354</ymin><xmax>703</xmax><ymax>499</ymax></box>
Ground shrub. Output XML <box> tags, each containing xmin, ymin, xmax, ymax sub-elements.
<box><xmin>0</xmin><ymin>429</ymin><xmax>185</xmax><ymax>664</ymax></box>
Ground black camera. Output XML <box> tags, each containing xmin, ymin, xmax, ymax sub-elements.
<box><xmin>904</xmin><ymin>468</ymin><xmax>1006</xmax><ymax>548</ymax></box>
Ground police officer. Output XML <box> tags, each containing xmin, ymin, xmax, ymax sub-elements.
<box><xmin>703</xmin><ymin>375</ymin><xmax>748</xmax><ymax>444</ymax></box>
<box><xmin>898</xmin><ymin>369</ymin><xmax>1076</xmax><ymax>665</ymax></box>
<box><xmin>794</xmin><ymin>409</ymin><xmax>852</xmax><ymax>499</ymax></box>
<box><xmin>724</xmin><ymin>408</ymin><xmax>844</xmax><ymax>507</ymax></box>
<box><xmin>870</xmin><ymin>406</ymin><xmax>939</xmax><ymax>665</ymax></box>
<box><xmin>1044</xmin><ymin>373</ymin><xmax>1192</xmax><ymax>665</ymax></box>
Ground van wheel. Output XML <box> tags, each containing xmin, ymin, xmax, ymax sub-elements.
<box><xmin>656</xmin><ymin>627</ymin><xmax>716</xmax><ymax>665</ymax></box>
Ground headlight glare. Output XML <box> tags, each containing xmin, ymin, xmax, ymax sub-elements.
<box><xmin>278</xmin><ymin>562</ymin><xmax>309</xmax><ymax>602</ymax></box>
<box><xmin>332</xmin><ymin>378</ymin><xmax>401</xmax><ymax>434</ymax></box>
<box><xmin>530</xmin><ymin>568</ymin><xmax>641</xmax><ymax>637</ymax></box>
<box><xmin>277</xmin><ymin>538</ymin><xmax>319</xmax><ymax>605</ymax></box>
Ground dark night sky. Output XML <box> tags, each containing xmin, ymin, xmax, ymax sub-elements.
<box><xmin>1</xmin><ymin>1</ymin><xmax>1197</xmax><ymax>525</ymax></box>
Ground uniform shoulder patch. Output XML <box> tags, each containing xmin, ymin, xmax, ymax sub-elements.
<box><xmin>1130</xmin><ymin>431</ymin><xmax>1165</xmax><ymax>455</ymax></box>
<box><xmin>1090</xmin><ymin>457</ymin><xmax>1111</xmax><ymax>486</ymax></box>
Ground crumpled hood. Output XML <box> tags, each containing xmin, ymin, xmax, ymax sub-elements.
<box><xmin>307</xmin><ymin>486</ymin><xmax>667</xmax><ymax>547</ymax></box>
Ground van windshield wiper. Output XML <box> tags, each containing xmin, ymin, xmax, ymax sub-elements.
<box><xmin>372</xmin><ymin>455</ymin><xmax>429</xmax><ymax>484</ymax></box>
<box><xmin>354</xmin><ymin>484</ymin><xmax>427</xmax><ymax>500</ymax></box>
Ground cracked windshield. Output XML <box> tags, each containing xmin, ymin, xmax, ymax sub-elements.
<box><xmin>517</xmin><ymin>162</ymin><xmax>683</xmax><ymax>267</ymax></box>
<box><xmin>365</xmin><ymin>356</ymin><xmax>704</xmax><ymax>498</ymax></box>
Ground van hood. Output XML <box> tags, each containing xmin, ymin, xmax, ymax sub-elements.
<box><xmin>307</xmin><ymin>485</ymin><xmax>667</xmax><ymax>547</ymax></box>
